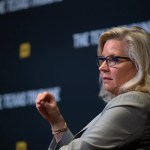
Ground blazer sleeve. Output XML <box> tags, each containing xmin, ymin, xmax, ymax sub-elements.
<box><xmin>48</xmin><ymin>129</ymin><xmax>74</xmax><ymax>150</ymax></box>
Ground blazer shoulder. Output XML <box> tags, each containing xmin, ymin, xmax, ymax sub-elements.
<box><xmin>106</xmin><ymin>91</ymin><xmax>150</xmax><ymax>110</ymax></box>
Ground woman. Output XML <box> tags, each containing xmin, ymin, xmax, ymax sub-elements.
<box><xmin>36</xmin><ymin>26</ymin><xmax>150</xmax><ymax>149</ymax></box>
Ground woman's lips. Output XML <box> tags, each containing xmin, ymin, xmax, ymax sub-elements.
<box><xmin>103</xmin><ymin>77</ymin><xmax>112</xmax><ymax>80</ymax></box>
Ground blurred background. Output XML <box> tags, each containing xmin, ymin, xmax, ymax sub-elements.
<box><xmin>0</xmin><ymin>0</ymin><xmax>150</xmax><ymax>149</ymax></box>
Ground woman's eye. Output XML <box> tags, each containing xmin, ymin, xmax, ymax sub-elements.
<box><xmin>112</xmin><ymin>57</ymin><xmax>119</xmax><ymax>62</ymax></box>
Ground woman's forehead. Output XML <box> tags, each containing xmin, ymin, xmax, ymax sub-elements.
<box><xmin>101</xmin><ymin>40</ymin><xmax>127</xmax><ymax>56</ymax></box>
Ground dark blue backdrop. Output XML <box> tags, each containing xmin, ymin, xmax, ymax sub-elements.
<box><xmin>0</xmin><ymin>0</ymin><xmax>150</xmax><ymax>149</ymax></box>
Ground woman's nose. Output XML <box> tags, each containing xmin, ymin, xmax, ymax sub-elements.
<box><xmin>99</xmin><ymin>61</ymin><xmax>109</xmax><ymax>72</ymax></box>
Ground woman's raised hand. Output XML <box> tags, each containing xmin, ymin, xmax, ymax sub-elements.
<box><xmin>36</xmin><ymin>91</ymin><xmax>65</xmax><ymax>128</ymax></box>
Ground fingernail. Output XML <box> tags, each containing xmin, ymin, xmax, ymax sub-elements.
<box><xmin>40</xmin><ymin>101</ymin><xmax>44</xmax><ymax>105</ymax></box>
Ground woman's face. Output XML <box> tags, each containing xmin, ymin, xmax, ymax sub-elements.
<box><xmin>99</xmin><ymin>39</ymin><xmax>137</xmax><ymax>95</ymax></box>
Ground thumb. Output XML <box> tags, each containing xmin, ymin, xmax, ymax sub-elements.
<box><xmin>40</xmin><ymin>101</ymin><xmax>49</xmax><ymax>108</ymax></box>
<box><xmin>41</xmin><ymin>101</ymin><xmax>50</xmax><ymax>109</ymax></box>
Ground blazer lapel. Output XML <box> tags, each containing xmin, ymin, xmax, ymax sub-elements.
<box><xmin>73</xmin><ymin>128</ymin><xmax>87</xmax><ymax>139</ymax></box>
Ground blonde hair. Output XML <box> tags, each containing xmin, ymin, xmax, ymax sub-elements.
<box><xmin>98</xmin><ymin>26</ymin><xmax>150</xmax><ymax>101</ymax></box>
